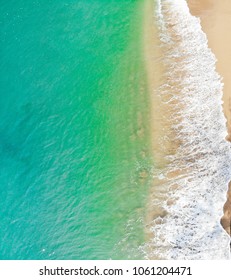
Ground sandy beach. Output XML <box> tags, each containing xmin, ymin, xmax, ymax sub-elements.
<box><xmin>143</xmin><ymin>0</ymin><xmax>231</xmax><ymax>259</ymax></box>
<box><xmin>187</xmin><ymin>0</ymin><xmax>231</xmax><ymax>142</ymax></box>
<box><xmin>187</xmin><ymin>0</ymin><xmax>231</xmax><ymax>236</ymax></box>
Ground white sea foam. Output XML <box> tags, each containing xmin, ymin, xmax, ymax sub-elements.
<box><xmin>151</xmin><ymin>0</ymin><xmax>231</xmax><ymax>259</ymax></box>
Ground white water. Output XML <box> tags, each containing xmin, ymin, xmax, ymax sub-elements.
<box><xmin>151</xmin><ymin>0</ymin><xmax>231</xmax><ymax>259</ymax></box>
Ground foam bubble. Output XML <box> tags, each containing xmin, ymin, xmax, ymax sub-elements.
<box><xmin>151</xmin><ymin>0</ymin><xmax>231</xmax><ymax>260</ymax></box>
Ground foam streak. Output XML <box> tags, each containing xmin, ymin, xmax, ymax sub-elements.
<box><xmin>151</xmin><ymin>0</ymin><xmax>231</xmax><ymax>259</ymax></box>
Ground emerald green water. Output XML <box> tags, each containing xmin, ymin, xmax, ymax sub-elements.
<box><xmin>0</xmin><ymin>0</ymin><xmax>152</xmax><ymax>259</ymax></box>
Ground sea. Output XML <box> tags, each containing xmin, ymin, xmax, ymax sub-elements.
<box><xmin>0</xmin><ymin>0</ymin><xmax>152</xmax><ymax>260</ymax></box>
<box><xmin>0</xmin><ymin>0</ymin><xmax>230</xmax><ymax>260</ymax></box>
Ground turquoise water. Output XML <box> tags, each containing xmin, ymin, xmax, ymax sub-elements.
<box><xmin>0</xmin><ymin>0</ymin><xmax>152</xmax><ymax>259</ymax></box>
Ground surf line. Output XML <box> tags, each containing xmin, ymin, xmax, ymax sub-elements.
<box><xmin>149</xmin><ymin>0</ymin><xmax>231</xmax><ymax>259</ymax></box>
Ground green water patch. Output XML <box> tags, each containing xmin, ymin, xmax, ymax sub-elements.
<box><xmin>0</xmin><ymin>0</ymin><xmax>153</xmax><ymax>259</ymax></box>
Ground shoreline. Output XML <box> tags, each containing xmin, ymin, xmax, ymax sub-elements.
<box><xmin>187</xmin><ymin>0</ymin><xmax>231</xmax><ymax>237</ymax></box>
<box><xmin>142</xmin><ymin>0</ymin><xmax>185</xmax><ymax>259</ymax></box>
<box><xmin>187</xmin><ymin>0</ymin><xmax>231</xmax><ymax>141</ymax></box>
<box><xmin>143</xmin><ymin>0</ymin><xmax>231</xmax><ymax>259</ymax></box>
<box><xmin>143</xmin><ymin>0</ymin><xmax>171</xmax><ymax>259</ymax></box>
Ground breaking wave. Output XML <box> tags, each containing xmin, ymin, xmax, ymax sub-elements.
<box><xmin>150</xmin><ymin>0</ymin><xmax>231</xmax><ymax>259</ymax></box>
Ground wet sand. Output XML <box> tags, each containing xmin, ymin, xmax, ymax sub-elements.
<box><xmin>187</xmin><ymin>0</ymin><xmax>231</xmax><ymax>236</ymax></box>
<box><xmin>143</xmin><ymin>0</ymin><xmax>170</xmax><ymax>169</ymax></box>
<box><xmin>143</xmin><ymin>0</ymin><xmax>186</xmax><ymax>259</ymax></box>
<box><xmin>143</xmin><ymin>0</ymin><xmax>164</xmax><ymax>258</ymax></box>
<box><xmin>143</xmin><ymin>0</ymin><xmax>172</xmax><ymax>259</ymax></box>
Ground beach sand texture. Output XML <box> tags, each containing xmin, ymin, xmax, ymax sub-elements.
<box><xmin>145</xmin><ymin>0</ymin><xmax>231</xmax><ymax>259</ymax></box>
<box><xmin>187</xmin><ymin>0</ymin><xmax>231</xmax><ymax>237</ymax></box>
<box><xmin>187</xmin><ymin>0</ymin><xmax>231</xmax><ymax>141</ymax></box>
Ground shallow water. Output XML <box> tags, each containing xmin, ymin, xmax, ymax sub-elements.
<box><xmin>0</xmin><ymin>0</ymin><xmax>152</xmax><ymax>260</ymax></box>
<box><xmin>1</xmin><ymin>0</ymin><xmax>230</xmax><ymax>260</ymax></box>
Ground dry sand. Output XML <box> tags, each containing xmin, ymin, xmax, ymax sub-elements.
<box><xmin>187</xmin><ymin>0</ymin><xmax>231</xmax><ymax>236</ymax></box>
